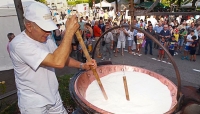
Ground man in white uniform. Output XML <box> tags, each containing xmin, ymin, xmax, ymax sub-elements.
<box><xmin>9</xmin><ymin>2</ymin><xmax>96</xmax><ymax>114</ymax></box>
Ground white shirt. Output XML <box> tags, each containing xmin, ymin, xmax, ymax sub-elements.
<box><xmin>9</xmin><ymin>31</ymin><xmax>58</xmax><ymax>108</ymax></box>
<box><xmin>118</xmin><ymin>29</ymin><xmax>127</xmax><ymax>42</ymax></box>
<box><xmin>127</xmin><ymin>30</ymin><xmax>134</xmax><ymax>40</ymax></box>
<box><xmin>137</xmin><ymin>32</ymin><xmax>144</xmax><ymax>39</ymax></box>
<box><xmin>186</xmin><ymin>34</ymin><xmax>193</xmax><ymax>46</ymax></box>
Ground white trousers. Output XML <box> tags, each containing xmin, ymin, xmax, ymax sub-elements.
<box><xmin>19</xmin><ymin>93</ymin><xmax>68</xmax><ymax>114</ymax></box>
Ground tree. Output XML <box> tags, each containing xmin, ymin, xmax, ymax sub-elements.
<box><xmin>35</xmin><ymin>0</ymin><xmax>46</xmax><ymax>4</ymax></box>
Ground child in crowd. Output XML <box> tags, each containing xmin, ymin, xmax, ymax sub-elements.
<box><xmin>127</xmin><ymin>27</ymin><xmax>134</xmax><ymax>54</ymax></box>
<box><xmin>178</xmin><ymin>28</ymin><xmax>187</xmax><ymax>53</ymax></box>
<box><xmin>173</xmin><ymin>29</ymin><xmax>179</xmax><ymax>55</ymax></box>
<box><xmin>182</xmin><ymin>30</ymin><xmax>194</xmax><ymax>60</ymax></box>
<box><xmin>168</xmin><ymin>36</ymin><xmax>178</xmax><ymax>56</ymax></box>
<box><xmin>190</xmin><ymin>36</ymin><xmax>198</xmax><ymax>62</ymax></box>
<box><xmin>136</xmin><ymin>30</ymin><xmax>144</xmax><ymax>56</ymax></box>
<box><xmin>158</xmin><ymin>36</ymin><xmax>166</xmax><ymax>61</ymax></box>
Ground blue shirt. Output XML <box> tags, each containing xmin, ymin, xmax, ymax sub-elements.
<box><xmin>160</xmin><ymin>30</ymin><xmax>171</xmax><ymax>37</ymax></box>
<box><xmin>154</xmin><ymin>26</ymin><xmax>163</xmax><ymax>33</ymax></box>
<box><xmin>133</xmin><ymin>24</ymin><xmax>140</xmax><ymax>36</ymax></box>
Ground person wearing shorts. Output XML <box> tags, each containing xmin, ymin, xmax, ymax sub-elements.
<box><xmin>115</xmin><ymin>27</ymin><xmax>128</xmax><ymax>56</ymax></box>
<box><xmin>127</xmin><ymin>27</ymin><xmax>134</xmax><ymax>54</ymax></box>
<box><xmin>182</xmin><ymin>30</ymin><xmax>194</xmax><ymax>60</ymax></box>
<box><xmin>189</xmin><ymin>36</ymin><xmax>198</xmax><ymax>61</ymax></box>
<box><xmin>158</xmin><ymin>37</ymin><xmax>166</xmax><ymax>61</ymax></box>
<box><xmin>168</xmin><ymin>36</ymin><xmax>178</xmax><ymax>57</ymax></box>
<box><xmin>136</xmin><ymin>30</ymin><xmax>144</xmax><ymax>56</ymax></box>
<box><xmin>178</xmin><ymin>28</ymin><xmax>187</xmax><ymax>52</ymax></box>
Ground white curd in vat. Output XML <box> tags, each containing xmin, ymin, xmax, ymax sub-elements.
<box><xmin>85</xmin><ymin>71</ymin><xmax>172</xmax><ymax>114</ymax></box>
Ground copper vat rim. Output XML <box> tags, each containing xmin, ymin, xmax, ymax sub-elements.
<box><xmin>74</xmin><ymin>65</ymin><xmax>178</xmax><ymax>114</ymax></box>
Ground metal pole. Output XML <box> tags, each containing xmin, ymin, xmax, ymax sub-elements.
<box><xmin>14</xmin><ymin>0</ymin><xmax>25</xmax><ymax>31</ymax></box>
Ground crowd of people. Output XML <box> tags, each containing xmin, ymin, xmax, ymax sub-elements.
<box><xmin>50</xmin><ymin>12</ymin><xmax>200</xmax><ymax>63</ymax></box>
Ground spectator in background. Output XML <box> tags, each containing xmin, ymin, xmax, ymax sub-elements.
<box><xmin>53</xmin><ymin>24</ymin><xmax>62</xmax><ymax>46</ymax></box>
<box><xmin>190</xmin><ymin>36</ymin><xmax>198</xmax><ymax>61</ymax></box>
<box><xmin>7</xmin><ymin>33</ymin><xmax>15</xmax><ymax>55</ymax></box>
<box><xmin>154</xmin><ymin>22</ymin><xmax>163</xmax><ymax>49</ymax></box>
<box><xmin>122</xmin><ymin>19</ymin><xmax>129</xmax><ymax>30</ymax></box>
<box><xmin>101</xmin><ymin>25</ymin><xmax>113</xmax><ymax>61</ymax></box>
<box><xmin>159</xmin><ymin>24</ymin><xmax>171</xmax><ymax>41</ymax></box>
<box><xmin>112</xmin><ymin>23</ymin><xmax>118</xmax><ymax>53</ymax></box>
<box><xmin>177</xmin><ymin>21</ymin><xmax>186</xmax><ymax>30</ymax></box>
<box><xmin>136</xmin><ymin>30</ymin><xmax>144</xmax><ymax>56</ymax></box>
<box><xmin>79</xmin><ymin>17</ymin><xmax>85</xmax><ymax>31</ymax></box>
<box><xmin>182</xmin><ymin>30</ymin><xmax>195</xmax><ymax>60</ymax></box>
<box><xmin>127</xmin><ymin>27</ymin><xmax>134</xmax><ymax>54</ymax></box>
<box><xmin>139</xmin><ymin>19</ymin><xmax>145</xmax><ymax>30</ymax></box>
<box><xmin>91</xmin><ymin>17</ymin><xmax>96</xmax><ymax>28</ymax></box>
<box><xmin>157</xmin><ymin>36</ymin><xmax>166</xmax><ymax>61</ymax></box>
<box><xmin>93</xmin><ymin>21</ymin><xmax>102</xmax><ymax>58</ymax></box>
<box><xmin>60</xmin><ymin>12</ymin><xmax>66</xmax><ymax>21</ymax></box>
<box><xmin>98</xmin><ymin>17</ymin><xmax>105</xmax><ymax>33</ymax></box>
<box><xmin>178</xmin><ymin>28</ymin><xmax>187</xmax><ymax>53</ymax></box>
<box><xmin>187</xmin><ymin>22</ymin><xmax>196</xmax><ymax>34</ymax></box>
<box><xmin>133</xmin><ymin>19</ymin><xmax>139</xmax><ymax>52</ymax></box>
<box><xmin>85</xmin><ymin>16</ymin><xmax>91</xmax><ymax>23</ymax></box>
<box><xmin>168</xmin><ymin>36</ymin><xmax>178</xmax><ymax>57</ymax></box>
<box><xmin>145</xmin><ymin>24</ymin><xmax>156</xmax><ymax>55</ymax></box>
<box><xmin>115</xmin><ymin>27</ymin><xmax>128</xmax><ymax>56</ymax></box>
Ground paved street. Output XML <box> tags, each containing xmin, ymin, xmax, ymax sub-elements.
<box><xmin>95</xmin><ymin>48</ymin><xmax>200</xmax><ymax>88</ymax></box>
<box><xmin>0</xmin><ymin>46</ymin><xmax>199</xmax><ymax>111</ymax></box>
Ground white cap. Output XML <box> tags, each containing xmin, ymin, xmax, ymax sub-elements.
<box><xmin>24</xmin><ymin>2</ymin><xmax>57</xmax><ymax>31</ymax></box>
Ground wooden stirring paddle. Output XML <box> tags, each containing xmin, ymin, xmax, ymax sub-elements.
<box><xmin>123</xmin><ymin>76</ymin><xmax>130</xmax><ymax>101</ymax></box>
<box><xmin>75</xmin><ymin>30</ymin><xmax>108</xmax><ymax>100</ymax></box>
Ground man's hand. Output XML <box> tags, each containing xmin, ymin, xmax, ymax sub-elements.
<box><xmin>65</xmin><ymin>15</ymin><xmax>79</xmax><ymax>35</ymax></box>
<box><xmin>83</xmin><ymin>59</ymin><xmax>97</xmax><ymax>70</ymax></box>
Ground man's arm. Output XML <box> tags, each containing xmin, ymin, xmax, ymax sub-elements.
<box><xmin>41</xmin><ymin>15</ymin><xmax>79</xmax><ymax>68</ymax></box>
<box><xmin>65</xmin><ymin>57</ymin><xmax>92</xmax><ymax>70</ymax></box>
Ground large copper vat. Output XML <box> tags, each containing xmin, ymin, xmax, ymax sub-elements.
<box><xmin>69</xmin><ymin>65</ymin><xmax>178</xmax><ymax>114</ymax></box>
<box><xmin>69</xmin><ymin>25</ymin><xmax>181</xmax><ymax>113</ymax></box>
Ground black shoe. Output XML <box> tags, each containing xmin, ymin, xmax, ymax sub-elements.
<box><xmin>145</xmin><ymin>53</ymin><xmax>147</xmax><ymax>55</ymax></box>
<box><xmin>150</xmin><ymin>53</ymin><xmax>153</xmax><ymax>55</ymax></box>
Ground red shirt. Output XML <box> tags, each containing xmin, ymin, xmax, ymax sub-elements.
<box><xmin>93</xmin><ymin>25</ymin><xmax>101</xmax><ymax>37</ymax></box>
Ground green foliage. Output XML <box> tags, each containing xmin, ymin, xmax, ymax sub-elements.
<box><xmin>0</xmin><ymin>101</ymin><xmax>18</xmax><ymax>114</ymax></box>
<box><xmin>58</xmin><ymin>74</ymin><xmax>76</xmax><ymax>109</ymax></box>
<box><xmin>1</xmin><ymin>74</ymin><xmax>76</xmax><ymax>114</ymax></box>
<box><xmin>67</xmin><ymin>0</ymin><xmax>89</xmax><ymax>6</ymax></box>
<box><xmin>161</xmin><ymin>0</ymin><xmax>170</xmax><ymax>7</ymax></box>
<box><xmin>35</xmin><ymin>0</ymin><xmax>46</xmax><ymax>4</ymax></box>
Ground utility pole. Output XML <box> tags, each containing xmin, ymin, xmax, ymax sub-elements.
<box><xmin>130</xmin><ymin>0</ymin><xmax>134</xmax><ymax>27</ymax></box>
<box><xmin>14</xmin><ymin>0</ymin><xmax>25</xmax><ymax>31</ymax></box>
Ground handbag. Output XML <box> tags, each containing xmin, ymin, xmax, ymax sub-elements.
<box><xmin>142</xmin><ymin>40</ymin><xmax>146</xmax><ymax>48</ymax></box>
